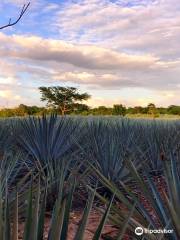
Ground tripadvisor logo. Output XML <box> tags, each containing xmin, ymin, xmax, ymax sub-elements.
<box><xmin>135</xmin><ymin>227</ymin><xmax>143</xmax><ymax>236</ymax></box>
<box><xmin>135</xmin><ymin>227</ymin><xmax>173</xmax><ymax>236</ymax></box>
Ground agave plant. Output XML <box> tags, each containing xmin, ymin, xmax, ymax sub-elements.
<box><xmin>0</xmin><ymin>115</ymin><xmax>179</xmax><ymax>240</ymax></box>
<box><xmin>123</xmin><ymin>151</ymin><xmax>180</xmax><ymax>239</ymax></box>
<box><xmin>0</xmin><ymin>119</ymin><xmax>13</xmax><ymax>155</ymax></box>
<box><xmin>0</xmin><ymin>149</ymin><xmax>31</xmax><ymax>239</ymax></box>
<box><xmin>0</xmin><ymin>160</ymin><xmax>118</xmax><ymax>240</ymax></box>
<box><xmin>136</xmin><ymin>120</ymin><xmax>180</xmax><ymax>172</ymax></box>
<box><xmin>14</xmin><ymin>115</ymin><xmax>82</xmax><ymax>176</ymax></box>
<box><xmin>85</xmin><ymin>148</ymin><xmax>180</xmax><ymax>239</ymax></box>
<box><xmin>76</xmin><ymin>117</ymin><xmax>143</xmax><ymax>183</ymax></box>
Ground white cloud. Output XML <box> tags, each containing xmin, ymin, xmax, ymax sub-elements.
<box><xmin>0</xmin><ymin>33</ymin><xmax>159</xmax><ymax>71</ymax></box>
<box><xmin>0</xmin><ymin>31</ymin><xmax>180</xmax><ymax>104</ymax></box>
<box><xmin>54</xmin><ymin>0</ymin><xmax>180</xmax><ymax>59</ymax></box>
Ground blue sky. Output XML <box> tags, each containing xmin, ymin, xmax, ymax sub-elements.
<box><xmin>0</xmin><ymin>0</ymin><xmax>180</xmax><ymax>108</ymax></box>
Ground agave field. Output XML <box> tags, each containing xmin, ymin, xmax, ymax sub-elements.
<box><xmin>0</xmin><ymin>115</ymin><xmax>179</xmax><ymax>240</ymax></box>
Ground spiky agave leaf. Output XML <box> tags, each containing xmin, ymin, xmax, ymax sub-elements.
<box><xmin>74</xmin><ymin>186</ymin><xmax>96</xmax><ymax>240</ymax></box>
<box><xmin>76</xmin><ymin>118</ymin><xmax>137</xmax><ymax>183</ymax></box>
<box><xmin>122</xmin><ymin>153</ymin><xmax>180</xmax><ymax>239</ymax></box>
<box><xmin>12</xmin><ymin>191</ymin><xmax>18</xmax><ymax>240</ymax></box>
<box><xmin>18</xmin><ymin>115</ymin><xmax>79</xmax><ymax>161</ymax></box>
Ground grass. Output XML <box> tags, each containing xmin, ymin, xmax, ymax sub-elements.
<box><xmin>127</xmin><ymin>113</ymin><xmax>180</xmax><ymax>119</ymax></box>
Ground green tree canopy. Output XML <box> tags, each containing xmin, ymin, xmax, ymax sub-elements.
<box><xmin>147</xmin><ymin>103</ymin><xmax>159</xmax><ymax>118</ymax></box>
<box><xmin>167</xmin><ymin>105</ymin><xmax>180</xmax><ymax>115</ymax></box>
<box><xmin>39</xmin><ymin>86</ymin><xmax>90</xmax><ymax>115</ymax></box>
<box><xmin>112</xmin><ymin>104</ymin><xmax>126</xmax><ymax>116</ymax></box>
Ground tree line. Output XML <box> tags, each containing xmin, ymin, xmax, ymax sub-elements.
<box><xmin>0</xmin><ymin>103</ymin><xmax>180</xmax><ymax>118</ymax></box>
<box><xmin>0</xmin><ymin>86</ymin><xmax>180</xmax><ymax>117</ymax></box>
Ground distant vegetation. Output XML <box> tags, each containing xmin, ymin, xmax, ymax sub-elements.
<box><xmin>0</xmin><ymin>86</ymin><xmax>180</xmax><ymax>118</ymax></box>
<box><xmin>1</xmin><ymin>103</ymin><xmax>180</xmax><ymax>118</ymax></box>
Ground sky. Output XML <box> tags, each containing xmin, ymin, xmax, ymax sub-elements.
<box><xmin>0</xmin><ymin>0</ymin><xmax>180</xmax><ymax>108</ymax></box>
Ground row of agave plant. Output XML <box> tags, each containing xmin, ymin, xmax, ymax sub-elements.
<box><xmin>0</xmin><ymin>115</ymin><xmax>179</xmax><ymax>239</ymax></box>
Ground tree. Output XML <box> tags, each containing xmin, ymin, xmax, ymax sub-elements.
<box><xmin>73</xmin><ymin>103</ymin><xmax>90</xmax><ymax>114</ymax></box>
<box><xmin>167</xmin><ymin>105</ymin><xmax>180</xmax><ymax>115</ymax></box>
<box><xmin>147</xmin><ymin>103</ymin><xmax>159</xmax><ymax>118</ymax></box>
<box><xmin>132</xmin><ymin>106</ymin><xmax>146</xmax><ymax>114</ymax></box>
<box><xmin>112</xmin><ymin>104</ymin><xmax>126</xmax><ymax>116</ymax></box>
<box><xmin>0</xmin><ymin>2</ymin><xmax>30</xmax><ymax>30</ymax></box>
<box><xmin>14</xmin><ymin>104</ymin><xmax>29</xmax><ymax>116</ymax></box>
<box><xmin>13</xmin><ymin>104</ymin><xmax>45</xmax><ymax>116</ymax></box>
<box><xmin>97</xmin><ymin>106</ymin><xmax>110</xmax><ymax>115</ymax></box>
<box><xmin>39</xmin><ymin>86</ymin><xmax>91</xmax><ymax>115</ymax></box>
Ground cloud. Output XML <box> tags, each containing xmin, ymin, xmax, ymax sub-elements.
<box><xmin>0</xmin><ymin>90</ymin><xmax>12</xmax><ymax>99</ymax></box>
<box><xmin>0</xmin><ymin>88</ymin><xmax>22</xmax><ymax>108</ymax></box>
<box><xmin>54</xmin><ymin>0</ymin><xmax>180</xmax><ymax>59</ymax></box>
<box><xmin>0</xmin><ymin>31</ymin><xmax>180</xmax><ymax>92</ymax></box>
<box><xmin>0</xmin><ymin>33</ymin><xmax>159</xmax><ymax>71</ymax></box>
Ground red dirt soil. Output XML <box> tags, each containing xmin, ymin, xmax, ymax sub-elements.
<box><xmin>18</xmin><ymin>210</ymin><xmax>130</xmax><ymax>240</ymax></box>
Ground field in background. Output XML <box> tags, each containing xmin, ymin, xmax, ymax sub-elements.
<box><xmin>127</xmin><ymin>113</ymin><xmax>180</xmax><ymax>119</ymax></box>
